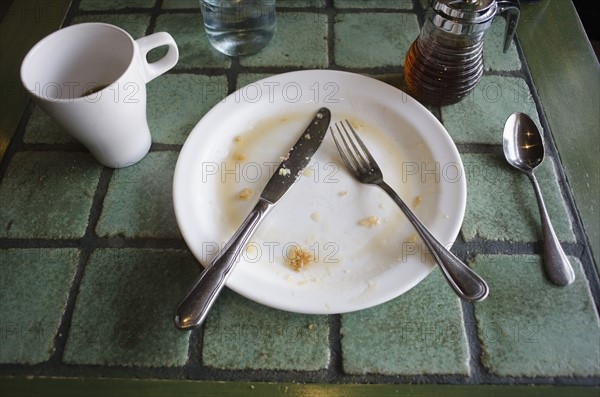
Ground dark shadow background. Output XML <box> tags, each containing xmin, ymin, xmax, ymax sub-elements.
<box><xmin>0</xmin><ymin>0</ymin><xmax>13</xmax><ymax>21</ymax></box>
<box><xmin>572</xmin><ymin>0</ymin><xmax>600</xmax><ymax>59</ymax></box>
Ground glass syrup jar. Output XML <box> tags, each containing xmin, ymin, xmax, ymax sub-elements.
<box><xmin>404</xmin><ymin>0</ymin><xmax>520</xmax><ymax>106</ymax></box>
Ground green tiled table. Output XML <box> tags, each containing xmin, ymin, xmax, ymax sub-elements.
<box><xmin>1</xmin><ymin>1</ymin><xmax>599</xmax><ymax>396</ymax></box>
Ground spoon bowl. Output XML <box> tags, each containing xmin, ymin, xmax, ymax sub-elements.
<box><xmin>502</xmin><ymin>112</ymin><xmax>575</xmax><ymax>286</ymax></box>
<box><xmin>503</xmin><ymin>112</ymin><xmax>545</xmax><ymax>172</ymax></box>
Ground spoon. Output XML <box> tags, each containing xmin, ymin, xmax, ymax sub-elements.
<box><xmin>503</xmin><ymin>112</ymin><xmax>575</xmax><ymax>286</ymax></box>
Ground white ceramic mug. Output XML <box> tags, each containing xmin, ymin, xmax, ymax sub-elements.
<box><xmin>20</xmin><ymin>23</ymin><xmax>179</xmax><ymax>168</ymax></box>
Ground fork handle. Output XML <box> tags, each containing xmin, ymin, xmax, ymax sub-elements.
<box><xmin>379</xmin><ymin>182</ymin><xmax>489</xmax><ymax>302</ymax></box>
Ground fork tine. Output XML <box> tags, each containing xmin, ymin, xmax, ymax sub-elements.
<box><xmin>332</xmin><ymin>120</ymin><xmax>385</xmax><ymax>185</ymax></box>
<box><xmin>344</xmin><ymin>119</ymin><xmax>378</xmax><ymax>167</ymax></box>
<box><xmin>334</xmin><ymin>123</ymin><xmax>364</xmax><ymax>174</ymax></box>
<box><xmin>338</xmin><ymin>121</ymin><xmax>370</xmax><ymax>173</ymax></box>
<box><xmin>331</xmin><ymin>126</ymin><xmax>359</xmax><ymax>178</ymax></box>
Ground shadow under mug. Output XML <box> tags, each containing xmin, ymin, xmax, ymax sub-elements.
<box><xmin>20</xmin><ymin>22</ymin><xmax>179</xmax><ymax>168</ymax></box>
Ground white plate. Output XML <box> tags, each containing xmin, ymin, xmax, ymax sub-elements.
<box><xmin>173</xmin><ymin>70</ymin><xmax>466</xmax><ymax>314</ymax></box>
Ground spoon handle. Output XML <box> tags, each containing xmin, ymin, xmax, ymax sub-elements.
<box><xmin>527</xmin><ymin>173</ymin><xmax>575</xmax><ymax>286</ymax></box>
<box><xmin>379</xmin><ymin>182</ymin><xmax>489</xmax><ymax>302</ymax></box>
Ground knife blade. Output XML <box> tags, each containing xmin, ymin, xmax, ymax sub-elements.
<box><xmin>175</xmin><ymin>107</ymin><xmax>331</xmax><ymax>330</ymax></box>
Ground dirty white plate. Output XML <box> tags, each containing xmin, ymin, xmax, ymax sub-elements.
<box><xmin>173</xmin><ymin>70</ymin><xmax>466</xmax><ymax>314</ymax></box>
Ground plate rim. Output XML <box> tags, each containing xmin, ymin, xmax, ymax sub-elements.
<box><xmin>173</xmin><ymin>69</ymin><xmax>467</xmax><ymax>314</ymax></box>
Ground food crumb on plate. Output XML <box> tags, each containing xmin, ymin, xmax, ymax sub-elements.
<box><xmin>349</xmin><ymin>119</ymin><xmax>364</xmax><ymax>129</ymax></box>
<box><xmin>245</xmin><ymin>243</ymin><xmax>258</xmax><ymax>256</ymax></box>
<box><xmin>286</xmin><ymin>246</ymin><xmax>315</xmax><ymax>272</ymax></box>
<box><xmin>310</xmin><ymin>212</ymin><xmax>321</xmax><ymax>222</ymax></box>
<box><xmin>234</xmin><ymin>135</ymin><xmax>244</xmax><ymax>143</ymax></box>
<box><xmin>413</xmin><ymin>195</ymin><xmax>422</xmax><ymax>208</ymax></box>
<box><xmin>339</xmin><ymin>191</ymin><xmax>348</xmax><ymax>197</ymax></box>
<box><xmin>407</xmin><ymin>234</ymin><xmax>419</xmax><ymax>244</ymax></box>
<box><xmin>359</xmin><ymin>216</ymin><xmax>380</xmax><ymax>228</ymax></box>
<box><xmin>238</xmin><ymin>188</ymin><xmax>253</xmax><ymax>200</ymax></box>
<box><xmin>233</xmin><ymin>151</ymin><xmax>247</xmax><ymax>161</ymax></box>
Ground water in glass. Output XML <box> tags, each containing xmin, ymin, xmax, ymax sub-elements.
<box><xmin>201</xmin><ymin>0</ymin><xmax>276</xmax><ymax>56</ymax></box>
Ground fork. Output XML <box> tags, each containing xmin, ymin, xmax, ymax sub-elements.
<box><xmin>332</xmin><ymin>120</ymin><xmax>489</xmax><ymax>302</ymax></box>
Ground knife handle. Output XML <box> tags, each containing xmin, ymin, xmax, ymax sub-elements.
<box><xmin>175</xmin><ymin>199</ymin><xmax>272</xmax><ymax>330</ymax></box>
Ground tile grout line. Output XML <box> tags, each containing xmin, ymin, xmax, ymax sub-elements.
<box><xmin>413</xmin><ymin>0</ymin><xmax>426</xmax><ymax>27</ymax></box>
<box><xmin>2</xmin><ymin>359</ymin><xmax>598</xmax><ymax>387</ymax></box>
<box><xmin>325</xmin><ymin>0</ymin><xmax>336</xmax><ymax>69</ymax></box>
<box><xmin>145</xmin><ymin>0</ymin><xmax>162</xmax><ymax>36</ymax></box>
<box><xmin>48</xmin><ymin>166</ymin><xmax>114</xmax><ymax>364</ymax></box>
<box><xmin>61</xmin><ymin>0</ymin><xmax>79</xmax><ymax>27</ymax></box>
<box><xmin>0</xmin><ymin>101</ymin><xmax>34</xmax><ymax>177</ymax></box>
<box><xmin>460</xmin><ymin>300</ymin><xmax>487</xmax><ymax>383</ymax></box>
<box><xmin>181</xmin><ymin>324</ymin><xmax>204</xmax><ymax>379</ymax></box>
<box><xmin>326</xmin><ymin>314</ymin><xmax>344</xmax><ymax>379</ymax></box>
<box><xmin>48</xmin><ymin>248</ymin><xmax>94</xmax><ymax>365</ymax></box>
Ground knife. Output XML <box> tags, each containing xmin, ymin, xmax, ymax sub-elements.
<box><xmin>175</xmin><ymin>107</ymin><xmax>331</xmax><ymax>330</ymax></box>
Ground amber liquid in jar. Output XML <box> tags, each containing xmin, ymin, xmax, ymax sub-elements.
<box><xmin>404</xmin><ymin>22</ymin><xmax>485</xmax><ymax>106</ymax></box>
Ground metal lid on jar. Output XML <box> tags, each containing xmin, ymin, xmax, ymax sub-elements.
<box><xmin>430</xmin><ymin>0</ymin><xmax>498</xmax><ymax>34</ymax></box>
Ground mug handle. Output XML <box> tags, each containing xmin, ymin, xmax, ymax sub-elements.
<box><xmin>135</xmin><ymin>32</ymin><xmax>179</xmax><ymax>83</ymax></box>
